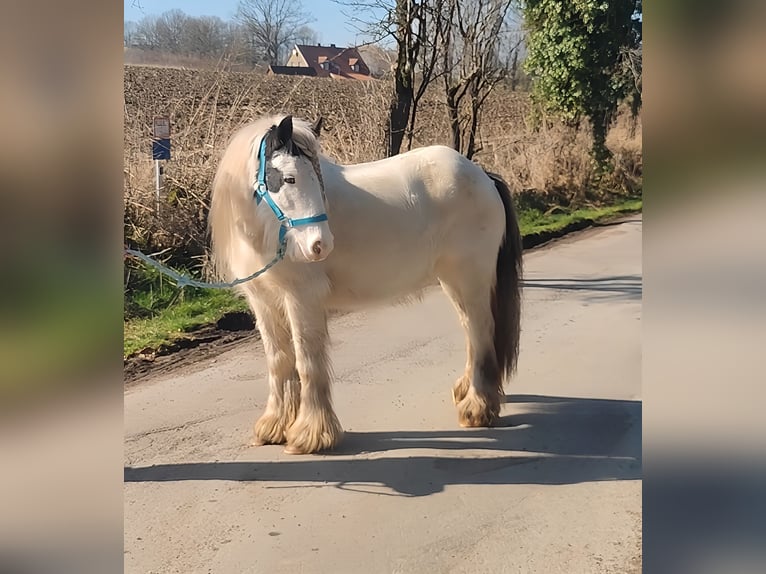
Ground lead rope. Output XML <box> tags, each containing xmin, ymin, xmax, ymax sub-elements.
<box><xmin>123</xmin><ymin>243</ymin><xmax>285</xmax><ymax>290</ymax></box>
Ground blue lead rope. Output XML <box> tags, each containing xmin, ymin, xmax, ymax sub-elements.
<box><xmin>124</xmin><ymin>135</ymin><xmax>328</xmax><ymax>290</ymax></box>
<box><xmin>124</xmin><ymin>247</ymin><xmax>284</xmax><ymax>290</ymax></box>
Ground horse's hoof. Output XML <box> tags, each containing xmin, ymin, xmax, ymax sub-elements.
<box><xmin>253</xmin><ymin>412</ymin><xmax>287</xmax><ymax>446</ymax></box>
<box><xmin>283</xmin><ymin>444</ymin><xmax>310</xmax><ymax>455</ymax></box>
<box><xmin>283</xmin><ymin>439</ymin><xmax>340</xmax><ymax>455</ymax></box>
<box><xmin>456</xmin><ymin>391</ymin><xmax>500</xmax><ymax>428</ymax></box>
<box><xmin>458</xmin><ymin>415</ymin><xmax>495</xmax><ymax>428</ymax></box>
<box><xmin>251</xmin><ymin>435</ymin><xmax>285</xmax><ymax>446</ymax></box>
<box><xmin>452</xmin><ymin>375</ymin><xmax>470</xmax><ymax>405</ymax></box>
<box><xmin>284</xmin><ymin>412</ymin><xmax>344</xmax><ymax>455</ymax></box>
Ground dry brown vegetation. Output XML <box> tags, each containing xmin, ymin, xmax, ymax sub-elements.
<box><xmin>124</xmin><ymin>64</ymin><xmax>641</xmax><ymax>264</ymax></box>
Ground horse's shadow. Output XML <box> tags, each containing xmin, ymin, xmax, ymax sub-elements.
<box><xmin>124</xmin><ymin>394</ymin><xmax>641</xmax><ymax>497</ymax></box>
<box><xmin>522</xmin><ymin>274</ymin><xmax>642</xmax><ymax>302</ymax></box>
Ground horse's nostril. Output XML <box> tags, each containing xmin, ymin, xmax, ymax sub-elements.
<box><xmin>312</xmin><ymin>240</ymin><xmax>322</xmax><ymax>255</ymax></box>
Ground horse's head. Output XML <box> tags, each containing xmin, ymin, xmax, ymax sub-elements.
<box><xmin>257</xmin><ymin>115</ymin><xmax>333</xmax><ymax>263</ymax></box>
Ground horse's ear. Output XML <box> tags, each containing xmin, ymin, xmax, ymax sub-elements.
<box><xmin>311</xmin><ymin>116</ymin><xmax>324</xmax><ymax>137</ymax></box>
<box><xmin>276</xmin><ymin>115</ymin><xmax>293</xmax><ymax>146</ymax></box>
<box><xmin>265</xmin><ymin>115</ymin><xmax>293</xmax><ymax>156</ymax></box>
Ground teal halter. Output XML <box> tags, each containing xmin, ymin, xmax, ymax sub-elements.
<box><xmin>253</xmin><ymin>136</ymin><xmax>328</xmax><ymax>253</ymax></box>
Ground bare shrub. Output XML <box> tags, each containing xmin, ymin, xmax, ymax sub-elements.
<box><xmin>124</xmin><ymin>64</ymin><xmax>641</xmax><ymax>267</ymax></box>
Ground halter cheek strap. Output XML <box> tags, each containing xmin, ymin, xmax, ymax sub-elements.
<box><xmin>253</xmin><ymin>136</ymin><xmax>329</xmax><ymax>252</ymax></box>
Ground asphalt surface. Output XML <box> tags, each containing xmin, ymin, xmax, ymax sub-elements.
<box><xmin>125</xmin><ymin>216</ymin><xmax>642</xmax><ymax>573</ymax></box>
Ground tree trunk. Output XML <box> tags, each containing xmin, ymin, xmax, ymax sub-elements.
<box><xmin>590</xmin><ymin>110</ymin><xmax>612</xmax><ymax>170</ymax></box>
<box><xmin>465</xmin><ymin>100</ymin><xmax>480</xmax><ymax>159</ymax></box>
<box><xmin>446</xmin><ymin>88</ymin><xmax>461</xmax><ymax>154</ymax></box>
<box><xmin>386</xmin><ymin>0</ymin><xmax>417</xmax><ymax>157</ymax></box>
<box><xmin>510</xmin><ymin>50</ymin><xmax>519</xmax><ymax>91</ymax></box>
<box><xmin>405</xmin><ymin>98</ymin><xmax>419</xmax><ymax>151</ymax></box>
<box><xmin>387</xmin><ymin>75</ymin><xmax>413</xmax><ymax>157</ymax></box>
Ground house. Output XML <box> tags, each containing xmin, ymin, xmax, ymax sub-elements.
<box><xmin>278</xmin><ymin>43</ymin><xmax>372</xmax><ymax>80</ymax></box>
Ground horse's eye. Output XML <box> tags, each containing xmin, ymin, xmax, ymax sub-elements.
<box><xmin>284</xmin><ymin>176</ymin><xmax>296</xmax><ymax>185</ymax></box>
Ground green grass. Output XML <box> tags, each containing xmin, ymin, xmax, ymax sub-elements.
<box><xmin>518</xmin><ymin>198</ymin><xmax>642</xmax><ymax>236</ymax></box>
<box><xmin>124</xmin><ymin>289</ymin><xmax>248</xmax><ymax>357</ymax></box>
<box><xmin>123</xmin><ymin>197</ymin><xmax>641</xmax><ymax>358</ymax></box>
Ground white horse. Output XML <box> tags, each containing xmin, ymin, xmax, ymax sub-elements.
<box><xmin>209</xmin><ymin>114</ymin><xmax>523</xmax><ymax>454</ymax></box>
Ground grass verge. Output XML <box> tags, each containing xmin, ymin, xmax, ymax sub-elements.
<box><xmin>518</xmin><ymin>198</ymin><xmax>642</xmax><ymax>236</ymax></box>
<box><xmin>124</xmin><ymin>197</ymin><xmax>641</xmax><ymax>358</ymax></box>
<box><xmin>124</xmin><ymin>289</ymin><xmax>248</xmax><ymax>357</ymax></box>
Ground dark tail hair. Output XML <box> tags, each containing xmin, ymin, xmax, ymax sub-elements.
<box><xmin>486</xmin><ymin>171</ymin><xmax>523</xmax><ymax>382</ymax></box>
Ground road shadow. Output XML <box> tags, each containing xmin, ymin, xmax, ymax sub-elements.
<box><xmin>125</xmin><ymin>394</ymin><xmax>641</xmax><ymax>496</ymax></box>
<box><xmin>523</xmin><ymin>275</ymin><xmax>642</xmax><ymax>302</ymax></box>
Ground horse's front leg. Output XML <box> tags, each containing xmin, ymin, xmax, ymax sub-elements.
<box><xmin>283</xmin><ymin>295</ymin><xmax>343</xmax><ymax>454</ymax></box>
<box><xmin>248</xmin><ymin>297</ymin><xmax>300</xmax><ymax>446</ymax></box>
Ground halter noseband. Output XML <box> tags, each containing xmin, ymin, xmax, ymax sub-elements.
<box><xmin>253</xmin><ymin>136</ymin><xmax>328</xmax><ymax>255</ymax></box>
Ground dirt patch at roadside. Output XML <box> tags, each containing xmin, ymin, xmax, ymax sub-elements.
<box><xmin>124</xmin><ymin>312</ymin><xmax>259</xmax><ymax>386</ymax></box>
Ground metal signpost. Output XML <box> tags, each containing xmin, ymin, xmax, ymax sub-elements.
<box><xmin>152</xmin><ymin>117</ymin><xmax>171</xmax><ymax>214</ymax></box>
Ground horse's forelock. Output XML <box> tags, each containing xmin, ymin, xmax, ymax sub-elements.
<box><xmin>281</xmin><ymin>117</ymin><xmax>325</xmax><ymax>196</ymax></box>
<box><xmin>289</xmin><ymin>118</ymin><xmax>320</xmax><ymax>159</ymax></box>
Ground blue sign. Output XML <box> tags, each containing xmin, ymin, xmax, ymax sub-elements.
<box><xmin>152</xmin><ymin>138</ymin><xmax>171</xmax><ymax>160</ymax></box>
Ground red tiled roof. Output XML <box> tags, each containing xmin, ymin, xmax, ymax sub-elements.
<box><xmin>294</xmin><ymin>44</ymin><xmax>371</xmax><ymax>79</ymax></box>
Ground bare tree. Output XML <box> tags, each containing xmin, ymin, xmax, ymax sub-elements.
<box><xmin>124</xmin><ymin>21</ymin><xmax>139</xmax><ymax>46</ymax></box>
<box><xmin>386</xmin><ymin>0</ymin><xmax>451</xmax><ymax>154</ymax></box>
<box><xmin>133</xmin><ymin>11</ymin><xmax>229</xmax><ymax>59</ymax></box>
<box><xmin>383</xmin><ymin>0</ymin><xmax>456</xmax><ymax>155</ymax></box>
<box><xmin>221</xmin><ymin>22</ymin><xmax>252</xmax><ymax>65</ymax></box>
<box><xmin>134</xmin><ymin>15</ymin><xmax>161</xmax><ymax>49</ymax></box>
<box><xmin>236</xmin><ymin>0</ymin><xmax>315</xmax><ymax>65</ymax></box>
<box><xmin>133</xmin><ymin>10</ymin><xmax>188</xmax><ymax>52</ymax></box>
<box><xmin>387</xmin><ymin>0</ymin><xmax>420</xmax><ymax>156</ymax></box>
<box><xmin>440</xmin><ymin>0</ymin><xmax>516</xmax><ymax>158</ymax></box>
<box><xmin>337</xmin><ymin>0</ymin><xmax>448</xmax><ymax>156</ymax></box>
<box><xmin>404</xmin><ymin>0</ymin><xmax>449</xmax><ymax>151</ymax></box>
<box><xmin>128</xmin><ymin>8</ymin><xmax>276</xmax><ymax>68</ymax></box>
<box><xmin>182</xmin><ymin>16</ymin><xmax>228</xmax><ymax>58</ymax></box>
<box><xmin>154</xmin><ymin>9</ymin><xmax>189</xmax><ymax>52</ymax></box>
<box><xmin>294</xmin><ymin>25</ymin><xmax>318</xmax><ymax>47</ymax></box>
<box><xmin>338</xmin><ymin>0</ymin><xmax>519</xmax><ymax>157</ymax></box>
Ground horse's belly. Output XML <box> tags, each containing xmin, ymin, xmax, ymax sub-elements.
<box><xmin>325</xmin><ymin>248</ymin><xmax>436</xmax><ymax>309</ymax></box>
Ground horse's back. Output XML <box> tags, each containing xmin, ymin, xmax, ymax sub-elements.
<box><xmin>321</xmin><ymin>144</ymin><xmax>506</xmax><ymax>307</ymax></box>
<box><xmin>329</xmin><ymin>144</ymin><xmax>499</xmax><ymax>210</ymax></box>
<box><xmin>362</xmin><ymin>144</ymin><xmax>504</xmax><ymax>232</ymax></box>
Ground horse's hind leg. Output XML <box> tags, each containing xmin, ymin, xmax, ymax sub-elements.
<box><xmin>442</xmin><ymin>295</ymin><xmax>472</xmax><ymax>406</ymax></box>
<box><xmin>439</xmin><ymin>265</ymin><xmax>503</xmax><ymax>427</ymax></box>
<box><xmin>282</xmin><ymin>293</ymin><xmax>343</xmax><ymax>454</ymax></box>
<box><xmin>245</xmin><ymin>291</ymin><xmax>300</xmax><ymax>445</ymax></box>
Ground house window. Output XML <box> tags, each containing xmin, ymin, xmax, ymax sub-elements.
<box><xmin>350</xmin><ymin>63</ymin><xmax>359</xmax><ymax>72</ymax></box>
<box><xmin>320</xmin><ymin>62</ymin><xmax>329</xmax><ymax>70</ymax></box>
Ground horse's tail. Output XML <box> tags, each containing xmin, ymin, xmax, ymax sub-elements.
<box><xmin>486</xmin><ymin>171</ymin><xmax>523</xmax><ymax>382</ymax></box>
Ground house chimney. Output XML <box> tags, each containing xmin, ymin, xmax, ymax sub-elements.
<box><xmin>317</xmin><ymin>42</ymin><xmax>321</xmax><ymax>46</ymax></box>
<box><xmin>330</xmin><ymin>43</ymin><xmax>336</xmax><ymax>48</ymax></box>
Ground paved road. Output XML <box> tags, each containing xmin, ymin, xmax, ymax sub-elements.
<box><xmin>125</xmin><ymin>216</ymin><xmax>642</xmax><ymax>574</ymax></box>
